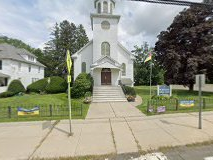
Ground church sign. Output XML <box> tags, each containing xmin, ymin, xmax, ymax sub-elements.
<box><xmin>157</xmin><ymin>85</ymin><xmax>172</xmax><ymax>96</ymax></box>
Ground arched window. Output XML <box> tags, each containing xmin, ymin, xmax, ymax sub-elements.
<box><xmin>97</xmin><ymin>2</ymin><xmax>101</xmax><ymax>13</ymax></box>
<box><xmin>103</xmin><ymin>1</ymin><xmax>108</xmax><ymax>13</ymax></box>
<box><xmin>101</xmin><ymin>42</ymin><xmax>110</xmax><ymax>56</ymax></box>
<box><xmin>110</xmin><ymin>3</ymin><xmax>113</xmax><ymax>14</ymax></box>
<box><xmin>121</xmin><ymin>63</ymin><xmax>126</xmax><ymax>76</ymax></box>
<box><xmin>82</xmin><ymin>62</ymin><xmax>86</xmax><ymax>73</ymax></box>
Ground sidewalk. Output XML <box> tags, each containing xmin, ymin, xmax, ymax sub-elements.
<box><xmin>1</xmin><ymin>111</ymin><xmax>213</xmax><ymax>159</ymax></box>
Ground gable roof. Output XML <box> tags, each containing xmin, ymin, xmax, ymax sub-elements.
<box><xmin>0</xmin><ymin>43</ymin><xmax>45</xmax><ymax>67</ymax></box>
<box><xmin>91</xmin><ymin>55</ymin><xmax>122</xmax><ymax>69</ymax></box>
<box><xmin>72</xmin><ymin>40</ymin><xmax>93</xmax><ymax>59</ymax></box>
<box><xmin>118</xmin><ymin>42</ymin><xmax>134</xmax><ymax>59</ymax></box>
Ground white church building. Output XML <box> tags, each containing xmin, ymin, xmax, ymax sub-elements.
<box><xmin>72</xmin><ymin>0</ymin><xmax>134</xmax><ymax>89</ymax></box>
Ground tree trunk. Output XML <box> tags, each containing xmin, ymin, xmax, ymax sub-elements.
<box><xmin>189</xmin><ymin>83</ymin><xmax>194</xmax><ymax>91</ymax></box>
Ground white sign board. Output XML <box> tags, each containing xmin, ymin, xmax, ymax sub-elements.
<box><xmin>195</xmin><ymin>74</ymin><xmax>205</xmax><ymax>87</ymax></box>
<box><xmin>157</xmin><ymin>85</ymin><xmax>172</xmax><ymax>96</ymax></box>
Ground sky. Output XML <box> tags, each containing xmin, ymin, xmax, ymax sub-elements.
<box><xmin>0</xmin><ymin>0</ymin><xmax>202</xmax><ymax>51</ymax></box>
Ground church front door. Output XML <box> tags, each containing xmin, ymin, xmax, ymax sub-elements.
<box><xmin>101</xmin><ymin>68</ymin><xmax>111</xmax><ymax>85</ymax></box>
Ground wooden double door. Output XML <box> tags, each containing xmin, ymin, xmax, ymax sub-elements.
<box><xmin>101</xmin><ymin>68</ymin><xmax>111</xmax><ymax>85</ymax></box>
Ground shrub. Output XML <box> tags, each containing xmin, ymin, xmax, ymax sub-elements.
<box><xmin>151</xmin><ymin>95</ymin><xmax>177</xmax><ymax>100</ymax></box>
<box><xmin>71</xmin><ymin>73</ymin><xmax>93</xmax><ymax>98</ymax></box>
<box><xmin>7</xmin><ymin>80</ymin><xmax>25</xmax><ymax>94</ymax></box>
<box><xmin>45</xmin><ymin>76</ymin><xmax>67</xmax><ymax>94</ymax></box>
<box><xmin>0</xmin><ymin>91</ymin><xmax>15</xmax><ymax>98</ymax></box>
<box><xmin>85</xmin><ymin>91</ymin><xmax>92</xmax><ymax>98</ymax></box>
<box><xmin>123</xmin><ymin>86</ymin><xmax>136</xmax><ymax>97</ymax></box>
<box><xmin>27</xmin><ymin>78</ymin><xmax>48</xmax><ymax>93</ymax></box>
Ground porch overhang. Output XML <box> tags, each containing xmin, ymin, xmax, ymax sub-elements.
<box><xmin>91</xmin><ymin>61</ymin><xmax>121</xmax><ymax>70</ymax></box>
<box><xmin>0</xmin><ymin>73</ymin><xmax>10</xmax><ymax>78</ymax></box>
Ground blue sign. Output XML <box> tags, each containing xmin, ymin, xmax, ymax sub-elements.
<box><xmin>158</xmin><ymin>85</ymin><xmax>171</xmax><ymax>96</ymax></box>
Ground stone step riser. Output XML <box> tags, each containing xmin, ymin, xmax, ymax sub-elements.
<box><xmin>93</xmin><ymin>97</ymin><xmax>126</xmax><ymax>99</ymax></box>
<box><xmin>93</xmin><ymin>100</ymin><xmax>127</xmax><ymax>103</ymax></box>
<box><xmin>93</xmin><ymin>90</ymin><xmax>122</xmax><ymax>92</ymax></box>
<box><xmin>93</xmin><ymin>94</ymin><xmax>125</xmax><ymax>96</ymax></box>
<box><xmin>92</xmin><ymin>86</ymin><xmax>126</xmax><ymax>102</ymax></box>
<box><xmin>93</xmin><ymin>92</ymin><xmax>122</xmax><ymax>94</ymax></box>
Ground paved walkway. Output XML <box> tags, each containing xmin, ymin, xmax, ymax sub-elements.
<box><xmin>86</xmin><ymin>95</ymin><xmax>144</xmax><ymax>119</ymax></box>
<box><xmin>1</xmin><ymin>111</ymin><xmax>213</xmax><ymax>159</ymax></box>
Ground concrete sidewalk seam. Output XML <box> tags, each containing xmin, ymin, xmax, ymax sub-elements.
<box><xmin>109</xmin><ymin>118</ymin><xmax>117</xmax><ymax>154</ymax></box>
<box><xmin>124</xmin><ymin>117</ymin><xmax>141</xmax><ymax>152</ymax></box>
<box><xmin>109</xmin><ymin>102</ymin><xmax>117</xmax><ymax>118</ymax></box>
<box><xmin>28</xmin><ymin>120</ymin><xmax>60</xmax><ymax>160</ymax></box>
<box><xmin>154</xmin><ymin>120</ymin><xmax>182</xmax><ymax>144</ymax></box>
<box><xmin>74</xmin><ymin>124</ymin><xmax>83</xmax><ymax>157</ymax></box>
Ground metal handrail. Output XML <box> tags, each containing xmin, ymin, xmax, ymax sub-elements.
<box><xmin>119</xmin><ymin>80</ymin><xmax>127</xmax><ymax>95</ymax></box>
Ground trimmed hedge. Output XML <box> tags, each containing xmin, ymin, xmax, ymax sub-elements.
<box><xmin>151</xmin><ymin>95</ymin><xmax>178</xmax><ymax>100</ymax></box>
<box><xmin>45</xmin><ymin>76</ymin><xmax>67</xmax><ymax>94</ymax></box>
<box><xmin>7</xmin><ymin>80</ymin><xmax>25</xmax><ymax>94</ymax></box>
<box><xmin>27</xmin><ymin>78</ymin><xmax>48</xmax><ymax>93</ymax></box>
<box><xmin>71</xmin><ymin>73</ymin><xmax>93</xmax><ymax>98</ymax></box>
<box><xmin>124</xmin><ymin>86</ymin><xmax>136</xmax><ymax>97</ymax></box>
<box><xmin>0</xmin><ymin>91</ymin><xmax>15</xmax><ymax>98</ymax></box>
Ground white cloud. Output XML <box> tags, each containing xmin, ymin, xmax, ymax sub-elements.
<box><xmin>0</xmin><ymin>0</ymin><xmax>203</xmax><ymax>51</ymax></box>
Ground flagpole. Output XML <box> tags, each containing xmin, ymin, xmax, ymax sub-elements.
<box><xmin>149</xmin><ymin>60</ymin><xmax>152</xmax><ymax>101</ymax></box>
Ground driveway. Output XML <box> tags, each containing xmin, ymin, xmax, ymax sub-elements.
<box><xmin>86</xmin><ymin>96</ymin><xmax>145</xmax><ymax>119</ymax></box>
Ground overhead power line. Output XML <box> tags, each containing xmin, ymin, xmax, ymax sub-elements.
<box><xmin>127</xmin><ymin>0</ymin><xmax>213</xmax><ymax>7</ymax></box>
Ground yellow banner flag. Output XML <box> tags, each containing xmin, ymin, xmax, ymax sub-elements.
<box><xmin>144</xmin><ymin>52</ymin><xmax>152</xmax><ymax>63</ymax></box>
<box><xmin>66</xmin><ymin>50</ymin><xmax>72</xmax><ymax>75</ymax></box>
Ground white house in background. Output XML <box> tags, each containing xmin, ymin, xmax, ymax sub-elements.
<box><xmin>0</xmin><ymin>43</ymin><xmax>45</xmax><ymax>93</ymax></box>
<box><xmin>72</xmin><ymin>0</ymin><xmax>134</xmax><ymax>87</ymax></box>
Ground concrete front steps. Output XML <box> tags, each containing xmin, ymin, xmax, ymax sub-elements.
<box><xmin>92</xmin><ymin>86</ymin><xmax>127</xmax><ymax>103</ymax></box>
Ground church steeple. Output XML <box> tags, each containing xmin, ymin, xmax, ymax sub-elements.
<box><xmin>94</xmin><ymin>0</ymin><xmax>115</xmax><ymax>14</ymax></box>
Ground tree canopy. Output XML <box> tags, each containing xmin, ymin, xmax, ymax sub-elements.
<box><xmin>44</xmin><ymin>20</ymin><xmax>89</xmax><ymax>78</ymax></box>
<box><xmin>155</xmin><ymin>6</ymin><xmax>213</xmax><ymax>90</ymax></box>
<box><xmin>133</xmin><ymin>42</ymin><xmax>164</xmax><ymax>86</ymax></box>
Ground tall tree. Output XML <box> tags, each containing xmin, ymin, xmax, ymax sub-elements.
<box><xmin>155</xmin><ymin>5</ymin><xmax>213</xmax><ymax>90</ymax></box>
<box><xmin>0</xmin><ymin>36</ymin><xmax>33</xmax><ymax>52</ymax></box>
<box><xmin>133</xmin><ymin>42</ymin><xmax>164</xmax><ymax>86</ymax></box>
<box><xmin>44</xmin><ymin>20</ymin><xmax>89</xmax><ymax>78</ymax></box>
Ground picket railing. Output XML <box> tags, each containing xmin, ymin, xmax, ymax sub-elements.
<box><xmin>147</xmin><ymin>98</ymin><xmax>213</xmax><ymax>114</ymax></box>
<box><xmin>0</xmin><ymin>102</ymin><xmax>83</xmax><ymax>119</ymax></box>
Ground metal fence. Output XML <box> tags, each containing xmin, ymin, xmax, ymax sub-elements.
<box><xmin>0</xmin><ymin>102</ymin><xmax>83</xmax><ymax>119</ymax></box>
<box><xmin>147</xmin><ymin>98</ymin><xmax>213</xmax><ymax>114</ymax></box>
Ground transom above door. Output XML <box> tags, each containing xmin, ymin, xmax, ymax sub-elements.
<box><xmin>101</xmin><ymin>68</ymin><xmax>111</xmax><ymax>85</ymax></box>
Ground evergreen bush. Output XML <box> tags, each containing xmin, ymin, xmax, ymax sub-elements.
<box><xmin>71</xmin><ymin>73</ymin><xmax>93</xmax><ymax>98</ymax></box>
<box><xmin>7</xmin><ymin>80</ymin><xmax>25</xmax><ymax>94</ymax></box>
<box><xmin>45</xmin><ymin>76</ymin><xmax>67</xmax><ymax>94</ymax></box>
<box><xmin>27</xmin><ymin>78</ymin><xmax>48</xmax><ymax>93</ymax></box>
<box><xmin>123</xmin><ymin>86</ymin><xmax>136</xmax><ymax>97</ymax></box>
<box><xmin>0</xmin><ymin>91</ymin><xmax>15</xmax><ymax>98</ymax></box>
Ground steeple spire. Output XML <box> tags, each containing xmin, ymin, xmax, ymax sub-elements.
<box><xmin>94</xmin><ymin>0</ymin><xmax>115</xmax><ymax>14</ymax></box>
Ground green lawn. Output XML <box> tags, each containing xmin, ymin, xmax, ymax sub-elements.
<box><xmin>135</xmin><ymin>86</ymin><xmax>213</xmax><ymax>115</ymax></box>
<box><xmin>0</xmin><ymin>93</ymin><xmax>90</xmax><ymax>122</ymax></box>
